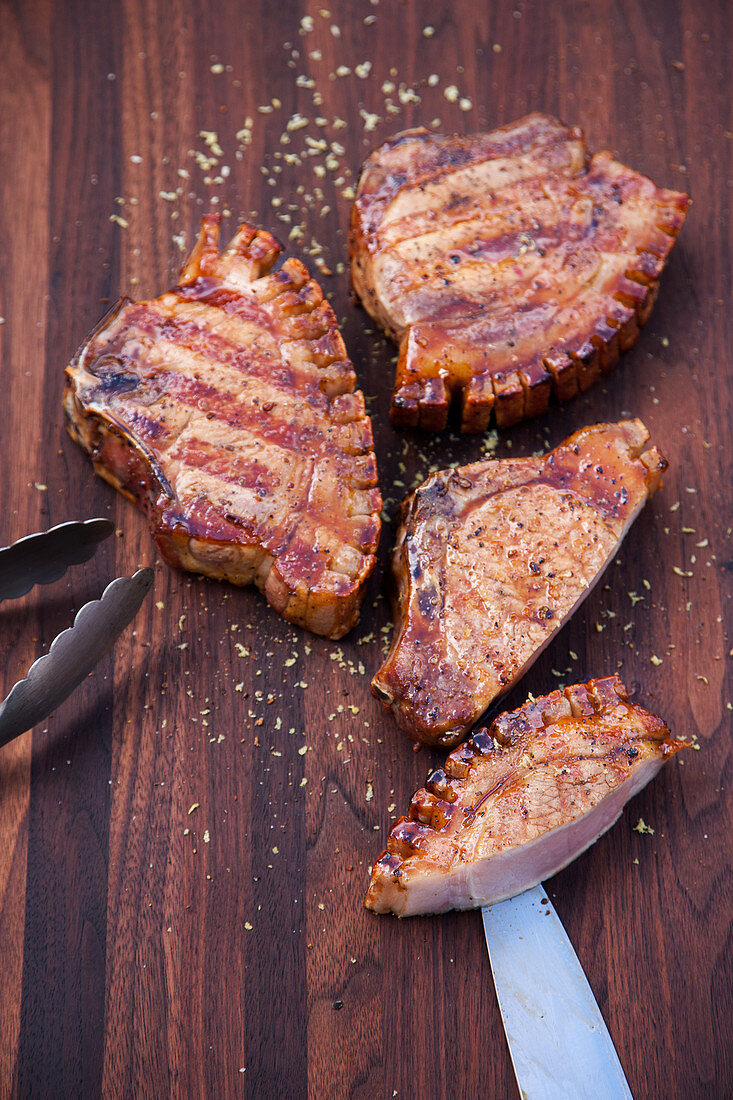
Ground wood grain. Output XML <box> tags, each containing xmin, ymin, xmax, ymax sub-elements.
<box><xmin>0</xmin><ymin>1</ymin><xmax>730</xmax><ymax>1097</ymax></box>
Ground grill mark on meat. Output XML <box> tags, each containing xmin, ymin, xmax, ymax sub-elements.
<box><xmin>80</xmin><ymin>317</ymin><xmax>373</xmax><ymax>497</ymax></box>
<box><xmin>64</xmin><ymin>215</ymin><xmax>381</xmax><ymax>639</ymax></box>
<box><xmin>86</xmin><ymin>359</ymin><xmax>368</xmax><ymax>470</ymax></box>
<box><xmin>91</xmin><ymin>303</ymin><xmax>340</xmax><ymax>406</ymax></box>
<box><xmin>80</xmin><ymin>302</ymin><xmax>368</xmax><ymax>469</ymax></box>
<box><xmin>360</xmin><ymin>116</ymin><xmax>587</xmax><ymax>237</ymax></box>
<box><xmin>161</xmin><ymin>435</ymin><xmax>377</xmax><ymax>556</ymax></box>
<box><xmin>351</xmin><ymin>113</ymin><xmax>689</xmax><ymax>431</ymax></box>
<box><xmin>119</xmin><ymin>386</ymin><xmax>371</xmax><ymax>540</ymax></box>
<box><xmin>378</xmin><ymin>181</ymin><xmax>590</xmax><ymax>258</ymax></box>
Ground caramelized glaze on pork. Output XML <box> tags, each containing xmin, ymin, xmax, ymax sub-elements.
<box><xmin>366</xmin><ymin>676</ymin><xmax>684</xmax><ymax>916</ymax></box>
<box><xmin>64</xmin><ymin>216</ymin><xmax>381</xmax><ymax>638</ymax></box>
<box><xmin>351</xmin><ymin>113</ymin><xmax>689</xmax><ymax>431</ymax></box>
<box><xmin>373</xmin><ymin>420</ymin><xmax>667</xmax><ymax>746</ymax></box>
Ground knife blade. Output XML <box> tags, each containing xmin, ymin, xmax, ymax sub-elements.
<box><xmin>0</xmin><ymin>567</ymin><xmax>153</xmax><ymax>747</ymax></box>
<box><xmin>482</xmin><ymin>885</ymin><xmax>634</xmax><ymax>1100</ymax></box>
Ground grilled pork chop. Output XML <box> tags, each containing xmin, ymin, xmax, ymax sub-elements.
<box><xmin>64</xmin><ymin>215</ymin><xmax>381</xmax><ymax>639</ymax></box>
<box><xmin>366</xmin><ymin>675</ymin><xmax>684</xmax><ymax>916</ymax></box>
<box><xmin>373</xmin><ymin>420</ymin><xmax>666</xmax><ymax>747</ymax></box>
<box><xmin>350</xmin><ymin>113</ymin><xmax>689</xmax><ymax>431</ymax></box>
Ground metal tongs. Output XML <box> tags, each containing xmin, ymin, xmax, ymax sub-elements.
<box><xmin>0</xmin><ymin>519</ymin><xmax>153</xmax><ymax>748</ymax></box>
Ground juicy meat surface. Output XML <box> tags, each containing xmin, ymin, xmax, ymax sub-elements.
<box><xmin>350</xmin><ymin>113</ymin><xmax>689</xmax><ymax>431</ymax></box>
<box><xmin>64</xmin><ymin>215</ymin><xmax>381</xmax><ymax>639</ymax></box>
<box><xmin>366</xmin><ymin>675</ymin><xmax>685</xmax><ymax>916</ymax></box>
<box><xmin>373</xmin><ymin>420</ymin><xmax>667</xmax><ymax>747</ymax></box>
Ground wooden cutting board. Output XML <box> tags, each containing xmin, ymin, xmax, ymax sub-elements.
<box><xmin>0</xmin><ymin>1</ymin><xmax>730</xmax><ymax>1096</ymax></box>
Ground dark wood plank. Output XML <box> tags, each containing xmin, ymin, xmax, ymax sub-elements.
<box><xmin>0</xmin><ymin>1</ymin><xmax>730</xmax><ymax>1097</ymax></box>
<box><xmin>0</xmin><ymin>2</ymin><xmax>53</xmax><ymax>1095</ymax></box>
<box><xmin>11</xmin><ymin>0</ymin><xmax>125</xmax><ymax>1092</ymax></box>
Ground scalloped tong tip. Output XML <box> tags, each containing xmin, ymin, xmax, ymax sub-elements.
<box><xmin>0</xmin><ymin>519</ymin><xmax>153</xmax><ymax>746</ymax></box>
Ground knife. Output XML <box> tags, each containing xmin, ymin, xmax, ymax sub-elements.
<box><xmin>482</xmin><ymin>885</ymin><xmax>634</xmax><ymax>1099</ymax></box>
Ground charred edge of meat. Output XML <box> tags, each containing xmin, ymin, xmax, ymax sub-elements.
<box><xmin>371</xmin><ymin>421</ymin><xmax>668</xmax><ymax>746</ymax></box>
<box><xmin>350</xmin><ymin>115</ymin><xmax>690</xmax><ymax>434</ymax></box>
<box><xmin>64</xmin><ymin>215</ymin><xmax>382</xmax><ymax>639</ymax></box>
<box><xmin>388</xmin><ymin>209</ymin><xmax>689</xmax><ymax>434</ymax></box>
<box><xmin>368</xmin><ymin>675</ymin><xmax>685</xmax><ymax>885</ymax></box>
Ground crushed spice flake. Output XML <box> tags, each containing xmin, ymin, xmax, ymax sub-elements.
<box><xmin>398</xmin><ymin>84</ymin><xmax>420</xmax><ymax>105</ymax></box>
<box><xmin>634</xmin><ymin>818</ymin><xmax>655</xmax><ymax>835</ymax></box>
<box><xmin>359</xmin><ymin>109</ymin><xmax>380</xmax><ymax>132</ymax></box>
<box><xmin>287</xmin><ymin>113</ymin><xmax>310</xmax><ymax>132</ymax></box>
